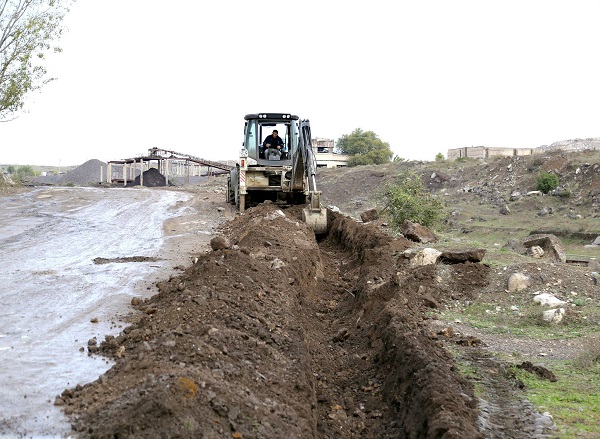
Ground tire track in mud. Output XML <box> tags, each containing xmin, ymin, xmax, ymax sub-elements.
<box><xmin>452</xmin><ymin>349</ymin><xmax>557</xmax><ymax>439</ymax></box>
<box><xmin>59</xmin><ymin>203</ymin><xmax>540</xmax><ymax>438</ymax></box>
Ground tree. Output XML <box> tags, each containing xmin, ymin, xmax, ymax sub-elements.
<box><xmin>336</xmin><ymin>129</ymin><xmax>393</xmax><ymax>166</ymax></box>
<box><xmin>384</xmin><ymin>170</ymin><xmax>445</xmax><ymax>228</ymax></box>
<box><xmin>0</xmin><ymin>0</ymin><xmax>73</xmax><ymax>121</ymax></box>
<box><xmin>435</xmin><ymin>152</ymin><xmax>444</xmax><ymax>162</ymax></box>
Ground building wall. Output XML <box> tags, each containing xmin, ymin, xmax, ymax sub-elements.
<box><xmin>314</xmin><ymin>151</ymin><xmax>349</xmax><ymax>168</ymax></box>
<box><xmin>447</xmin><ymin>146</ymin><xmax>539</xmax><ymax>161</ymax></box>
<box><xmin>312</xmin><ymin>137</ymin><xmax>349</xmax><ymax>168</ymax></box>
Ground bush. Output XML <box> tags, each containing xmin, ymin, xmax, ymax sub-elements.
<box><xmin>384</xmin><ymin>170</ymin><xmax>445</xmax><ymax>228</ymax></box>
<box><xmin>536</xmin><ymin>172</ymin><xmax>559</xmax><ymax>193</ymax></box>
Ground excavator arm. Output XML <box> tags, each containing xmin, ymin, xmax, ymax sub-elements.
<box><xmin>296</xmin><ymin>120</ymin><xmax>327</xmax><ymax>233</ymax></box>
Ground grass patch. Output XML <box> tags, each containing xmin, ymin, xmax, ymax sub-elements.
<box><xmin>441</xmin><ymin>302</ymin><xmax>600</xmax><ymax>339</ymax></box>
<box><xmin>513</xmin><ymin>360</ymin><xmax>600</xmax><ymax>438</ymax></box>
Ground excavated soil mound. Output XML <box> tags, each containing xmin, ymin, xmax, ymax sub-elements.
<box><xmin>60</xmin><ymin>203</ymin><xmax>492</xmax><ymax>438</ymax></box>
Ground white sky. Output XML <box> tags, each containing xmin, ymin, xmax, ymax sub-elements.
<box><xmin>2</xmin><ymin>0</ymin><xmax>600</xmax><ymax>166</ymax></box>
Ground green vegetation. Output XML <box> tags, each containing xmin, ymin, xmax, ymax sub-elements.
<box><xmin>513</xmin><ymin>360</ymin><xmax>600</xmax><ymax>438</ymax></box>
<box><xmin>0</xmin><ymin>0</ymin><xmax>73</xmax><ymax>120</ymax></box>
<box><xmin>384</xmin><ymin>170</ymin><xmax>445</xmax><ymax>228</ymax></box>
<box><xmin>442</xmin><ymin>300</ymin><xmax>600</xmax><ymax>339</ymax></box>
<box><xmin>536</xmin><ymin>171</ymin><xmax>559</xmax><ymax>193</ymax></box>
<box><xmin>336</xmin><ymin>129</ymin><xmax>393</xmax><ymax>166</ymax></box>
<box><xmin>435</xmin><ymin>152</ymin><xmax>445</xmax><ymax>162</ymax></box>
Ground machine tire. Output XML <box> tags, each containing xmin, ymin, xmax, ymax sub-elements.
<box><xmin>226</xmin><ymin>176</ymin><xmax>235</xmax><ymax>204</ymax></box>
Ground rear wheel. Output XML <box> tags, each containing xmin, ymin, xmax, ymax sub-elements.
<box><xmin>226</xmin><ymin>176</ymin><xmax>235</xmax><ymax>204</ymax></box>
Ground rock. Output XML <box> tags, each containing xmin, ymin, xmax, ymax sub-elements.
<box><xmin>509</xmin><ymin>191</ymin><xmax>521</xmax><ymax>201</ymax></box>
<box><xmin>210</xmin><ymin>236</ymin><xmax>230</xmax><ymax>251</ymax></box>
<box><xmin>521</xmin><ymin>234</ymin><xmax>566</xmax><ymax>263</ymax></box>
<box><xmin>542</xmin><ymin>307</ymin><xmax>565</xmax><ymax>324</ymax></box>
<box><xmin>422</xmin><ymin>294</ymin><xmax>439</xmax><ymax>308</ymax></box>
<box><xmin>332</xmin><ymin>328</ymin><xmax>349</xmax><ymax>342</ymax></box>
<box><xmin>404</xmin><ymin>248</ymin><xmax>442</xmax><ymax>266</ymax></box>
<box><xmin>528</xmin><ymin>246</ymin><xmax>545</xmax><ymax>258</ymax></box>
<box><xmin>270</xmin><ymin>258</ymin><xmax>285</xmax><ymax>269</ymax></box>
<box><xmin>593</xmin><ymin>236</ymin><xmax>600</xmax><ymax>246</ymax></box>
<box><xmin>360</xmin><ymin>208</ymin><xmax>379</xmax><ymax>223</ymax></box>
<box><xmin>439</xmin><ymin>248</ymin><xmax>486</xmax><ymax>263</ymax></box>
<box><xmin>516</xmin><ymin>361</ymin><xmax>558</xmax><ymax>381</ymax></box>
<box><xmin>401</xmin><ymin>220</ymin><xmax>438</xmax><ymax>243</ymax></box>
<box><xmin>507</xmin><ymin>273</ymin><xmax>532</xmax><ymax>292</ymax></box>
<box><xmin>537</xmin><ymin>207</ymin><xmax>553</xmax><ymax>216</ymax></box>
<box><xmin>499</xmin><ymin>205</ymin><xmax>511</xmax><ymax>215</ymax></box>
<box><xmin>533</xmin><ymin>293</ymin><xmax>567</xmax><ymax>307</ymax></box>
<box><xmin>527</xmin><ymin>190</ymin><xmax>542</xmax><ymax>196</ymax></box>
<box><xmin>504</xmin><ymin>239</ymin><xmax>526</xmax><ymax>255</ymax></box>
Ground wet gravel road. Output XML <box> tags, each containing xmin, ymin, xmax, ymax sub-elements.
<box><xmin>0</xmin><ymin>187</ymin><xmax>197</xmax><ymax>437</ymax></box>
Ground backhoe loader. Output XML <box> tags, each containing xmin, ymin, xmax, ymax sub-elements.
<box><xmin>227</xmin><ymin>113</ymin><xmax>327</xmax><ymax>234</ymax></box>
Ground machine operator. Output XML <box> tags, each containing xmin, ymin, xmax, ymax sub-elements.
<box><xmin>262</xmin><ymin>130</ymin><xmax>284</xmax><ymax>159</ymax></box>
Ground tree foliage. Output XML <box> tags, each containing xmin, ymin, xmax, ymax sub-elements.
<box><xmin>0</xmin><ymin>0</ymin><xmax>72</xmax><ymax>121</ymax></box>
<box><xmin>536</xmin><ymin>171</ymin><xmax>559</xmax><ymax>194</ymax></box>
<box><xmin>384</xmin><ymin>170</ymin><xmax>445</xmax><ymax>228</ymax></box>
<box><xmin>336</xmin><ymin>129</ymin><xmax>393</xmax><ymax>166</ymax></box>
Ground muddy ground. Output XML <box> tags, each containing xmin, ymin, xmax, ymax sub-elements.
<box><xmin>51</xmin><ymin>149</ymin><xmax>600</xmax><ymax>438</ymax></box>
<box><xmin>58</xmin><ymin>201</ymin><xmax>488</xmax><ymax>438</ymax></box>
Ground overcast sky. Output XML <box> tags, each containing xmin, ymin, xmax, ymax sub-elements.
<box><xmin>2</xmin><ymin>0</ymin><xmax>600</xmax><ymax>166</ymax></box>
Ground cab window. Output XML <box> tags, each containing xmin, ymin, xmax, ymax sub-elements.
<box><xmin>245</xmin><ymin>120</ymin><xmax>258</xmax><ymax>159</ymax></box>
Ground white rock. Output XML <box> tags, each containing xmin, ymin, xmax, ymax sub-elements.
<box><xmin>405</xmin><ymin>248</ymin><xmax>442</xmax><ymax>266</ymax></box>
<box><xmin>533</xmin><ymin>293</ymin><xmax>567</xmax><ymax>307</ymax></box>
<box><xmin>542</xmin><ymin>307</ymin><xmax>565</xmax><ymax>323</ymax></box>
<box><xmin>528</xmin><ymin>246</ymin><xmax>544</xmax><ymax>258</ymax></box>
<box><xmin>270</xmin><ymin>258</ymin><xmax>286</xmax><ymax>269</ymax></box>
<box><xmin>508</xmin><ymin>273</ymin><xmax>532</xmax><ymax>292</ymax></box>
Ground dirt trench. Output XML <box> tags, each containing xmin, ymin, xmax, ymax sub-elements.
<box><xmin>61</xmin><ymin>203</ymin><xmax>495</xmax><ymax>438</ymax></box>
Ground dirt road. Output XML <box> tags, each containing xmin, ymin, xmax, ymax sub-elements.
<box><xmin>0</xmin><ymin>184</ymin><xmax>232</xmax><ymax>437</ymax></box>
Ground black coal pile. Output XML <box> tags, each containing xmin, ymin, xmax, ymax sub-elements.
<box><xmin>58</xmin><ymin>159</ymin><xmax>107</xmax><ymax>186</ymax></box>
<box><xmin>32</xmin><ymin>174</ymin><xmax>61</xmax><ymax>185</ymax></box>
<box><xmin>126</xmin><ymin>167</ymin><xmax>167</xmax><ymax>187</ymax></box>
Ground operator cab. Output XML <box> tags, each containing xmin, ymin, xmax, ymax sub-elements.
<box><xmin>243</xmin><ymin>113</ymin><xmax>300</xmax><ymax>166</ymax></box>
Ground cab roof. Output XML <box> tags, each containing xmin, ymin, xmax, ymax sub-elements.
<box><xmin>244</xmin><ymin>113</ymin><xmax>299</xmax><ymax>121</ymax></box>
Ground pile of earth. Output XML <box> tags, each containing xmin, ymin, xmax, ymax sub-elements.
<box><xmin>126</xmin><ymin>167</ymin><xmax>168</xmax><ymax>187</ymax></box>
<box><xmin>57</xmin><ymin>159</ymin><xmax>107</xmax><ymax>186</ymax></box>
<box><xmin>541</xmin><ymin>137</ymin><xmax>600</xmax><ymax>152</ymax></box>
<box><xmin>317</xmin><ymin>149</ymin><xmax>600</xmax><ymax>222</ymax></box>
<box><xmin>58</xmin><ymin>203</ymin><xmax>506</xmax><ymax>438</ymax></box>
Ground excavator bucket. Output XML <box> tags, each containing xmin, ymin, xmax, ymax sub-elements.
<box><xmin>302</xmin><ymin>191</ymin><xmax>328</xmax><ymax>234</ymax></box>
<box><xmin>302</xmin><ymin>207</ymin><xmax>328</xmax><ymax>234</ymax></box>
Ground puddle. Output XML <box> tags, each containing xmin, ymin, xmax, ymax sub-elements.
<box><xmin>0</xmin><ymin>187</ymin><xmax>192</xmax><ymax>436</ymax></box>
